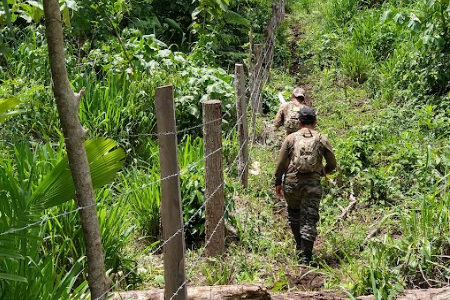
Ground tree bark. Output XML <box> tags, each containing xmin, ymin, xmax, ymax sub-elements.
<box><xmin>43</xmin><ymin>0</ymin><xmax>107</xmax><ymax>299</ymax></box>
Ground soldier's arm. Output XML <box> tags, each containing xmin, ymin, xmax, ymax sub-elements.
<box><xmin>322</xmin><ymin>138</ymin><xmax>337</xmax><ymax>175</ymax></box>
<box><xmin>274</xmin><ymin>104</ymin><xmax>286</xmax><ymax>128</ymax></box>
<box><xmin>274</xmin><ymin>137</ymin><xmax>291</xmax><ymax>185</ymax></box>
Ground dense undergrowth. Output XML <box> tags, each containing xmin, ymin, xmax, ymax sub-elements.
<box><xmin>1</xmin><ymin>0</ymin><xmax>450</xmax><ymax>299</ymax></box>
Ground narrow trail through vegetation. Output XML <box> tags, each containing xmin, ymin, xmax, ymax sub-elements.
<box><xmin>2</xmin><ymin>0</ymin><xmax>450</xmax><ymax>299</ymax></box>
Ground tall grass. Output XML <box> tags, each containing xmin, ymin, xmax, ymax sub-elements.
<box><xmin>0</xmin><ymin>141</ymin><xmax>89</xmax><ymax>299</ymax></box>
<box><xmin>340</xmin><ymin>44</ymin><xmax>373</xmax><ymax>83</ymax></box>
<box><xmin>324</xmin><ymin>0</ymin><xmax>362</xmax><ymax>30</ymax></box>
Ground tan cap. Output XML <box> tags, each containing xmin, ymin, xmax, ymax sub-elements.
<box><xmin>292</xmin><ymin>87</ymin><xmax>305</xmax><ymax>98</ymax></box>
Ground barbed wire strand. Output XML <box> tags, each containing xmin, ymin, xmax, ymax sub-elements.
<box><xmin>97</xmin><ymin>18</ymin><xmax>277</xmax><ymax>300</ymax></box>
<box><xmin>2</xmin><ymin>15</ymin><xmax>276</xmax><ymax>300</ymax></box>
<box><xmin>168</xmin><ymin>19</ymin><xmax>281</xmax><ymax>300</ymax></box>
<box><xmin>0</xmin><ymin>117</ymin><xmax>224</xmax><ymax>144</ymax></box>
<box><xmin>94</xmin><ymin>137</ymin><xmax>248</xmax><ymax>300</ymax></box>
<box><xmin>0</xmin><ymin>144</ymin><xmax>224</xmax><ymax>237</ymax></box>
<box><xmin>165</xmin><ymin>22</ymin><xmax>279</xmax><ymax>300</ymax></box>
<box><xmin>168</xmin><ymin>147</ymin><xmax>251</xmax><ymax>300</ymax></box>
<box><xmin>0</xmin><ymin>80</ymin><xmax>255</xmax><ymax>238</ymax></box>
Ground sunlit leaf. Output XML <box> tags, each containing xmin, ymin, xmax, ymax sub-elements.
<box><xmin>165</xmin><ymin>18</ymin><xmax>183</xmax><ymax>33</ymax></box>
<box><xmin>0</xmin><ymin>98</ymin><xmax>22</xmax><ymax>123</ymax></box>
<box><xmin>61</xmin><ymin>5</ymin><xmax>71</xmax><ymax>27</ymax></box>
<box><xmin>393</xmin><ymin>12</ymin><xmax>405</xmax><ymax>24</ymax></box>
<box><xmin>223</xmin><ymin>9</ymin><xmax>250</xmax><ymax>27</ymax></box>
<box><xmin>27</xmin><ymin>138</ymin><xmax>126</xmax><ymax>212</ymax></box>
<box><xmin>407</xmin><ymin>13</ymin><xmax>421</xmax><ymax>32</ymax></box>
<box><xmin>426</xmin><ymin>0</ymin><xmax>436</xmax><ymax>7</ymax></box>
<box><xmin>380</xmin><ymin>9</ymin><xmax>393</xmax><ymax>24</ymax></box>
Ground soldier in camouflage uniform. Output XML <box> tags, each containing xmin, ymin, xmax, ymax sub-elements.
<box><xmin>274</xmin><ymin>87</ymin><xmax>308</xmax><ymax>135</ymax></box>
<box><xmin>274</xmin><ymin>107</ymin><xmax>336</xmax><ymax>263</ymax></box>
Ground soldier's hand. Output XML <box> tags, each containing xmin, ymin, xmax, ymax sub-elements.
<box><xmin>275</xmin><ymin>185</ymin><xmax>284</xmax><ymax>198</ymax></box>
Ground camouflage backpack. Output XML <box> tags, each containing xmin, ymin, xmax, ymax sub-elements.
<box><xmin>284</xmin><ymin>103</ymin><xmax>304</xmax><ymax>133</ymax></box>
<box><xmin>292</xmin><ymin>131</ymin><xmax>323</xmax><ymax>173</ymax></box>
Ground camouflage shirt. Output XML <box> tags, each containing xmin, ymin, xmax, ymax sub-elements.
<box><xmin>274</xmin><ymin>128</ymin><xmax>336</xmax><ymax>186</ymax></box>
<box><xmin>274</xmin><ymin>101</ymin><xmax>306</xmax><ymax>134</ymax></box>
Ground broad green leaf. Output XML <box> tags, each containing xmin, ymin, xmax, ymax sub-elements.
<box><xmin>165</xmin><ymin>18</ymin><xmax>183</xmax><ymax>33</ymax></box>
<box><xmin>52</xmin><ymin>260</ymin><xmax>83</xmax><ymax>300</ymax></box>
<box><xmin>158</xmin><ymin>49</ymin><xmax>172</xmax><ymax>58</ymax></box>
<box><xmin>216</xmin><ymin>0</ymin><xmax>228</xmax><ymax>11</ymax></box>
<box><xmin>0</xmin><ymin>273</ymin><xmax>28</xmax><ymax>283</ymax></box>
<box><xmin>188</xmin><ymin>105</ymin><xmax>199</xmax><ymax>118</ymax></box>
<box><xmin>27</xmin><ymin>138</ymin><xmax>126</xmax><ymax>213</ymax></box>
<box><xmin>61</xmin><ymin>5</ymin><xmax>71</xmax><ymax>27</ymax></box>
<box><xmin>0</xmin><ymin>97</ymin><xmax>20</xmax><ymax>113</ymax></box>
<box><xmin>393</xmin><ymin>12</ymin><xmax>405</xmax><ymax>25</ymax></box>
<box><xmin>223</xmin><ymin>10</ymin><xmax>250</xmax><ymax>27</ymax></box>
<box><xmin>191</xmin><ymin>7</ymin><xmax>201</xmax><ymax>19</ymax></box>
<box><xmin>407</xmin><ymin>13</ymin><xmax>421</xmax><ymax>32</ymax></box>
<box><xmin>0</xmin><ymin>98</ymin><xmax>22</xmax><ymax>123</ymax></box>
<box><xmin>0</xmin><ymin>110</ymin><xmax>23</xmax><ymax>122</ymax></box>
<box><xmin>426</xmin><ymin>0</ymin><xmax>436</xmax><ymax>7</ymax></box>
<box><xmin>420</xmin><ymin>35</ymin><xmax>435</xmax><ymax>46</ymax></box>
<box><xmin>380</xmin><ymin>10</ymin><xmax>393</xmax><ymax>24</ymax></box>
<box><xmin>26</xmin><ymin>0</ymin><xmax>43</xmax><ymax>10</ymax></box>
<box><xmin>63</xmin><ymin>0</ymin><xmax>78</xmax><ymax>11</ymax></box>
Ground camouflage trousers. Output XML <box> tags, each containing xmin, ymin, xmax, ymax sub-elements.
<box><xmin>284</xmin><ymin>181</ymin><xmax>322</xmax><ymax>242</ymax></box>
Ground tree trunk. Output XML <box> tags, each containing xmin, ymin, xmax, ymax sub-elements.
<box><xmin>43</xmin><ymin>0</ymin><xmax>107</xmax><ymax>299</ymax></box>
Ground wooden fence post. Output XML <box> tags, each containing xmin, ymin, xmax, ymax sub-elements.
<box><xmin>250</xmin><ymin>43</ymin><xmax>263</xmax><ymax>139</ymax></box>
<box><xmin>252</xmin><ymin>43</ymin><xmax>263</xmax><ymax>116</ymax></box>
<box><xmin>203</xmin><ymin>100</ymin><xmax>225</xmax><ymax>257</ymax></box>
<box><xmin>155</xmin><ymin>85</ymin><xmax>187</xmax><ymax>300</ymax></box>
<box><xmin>235</xmin><ymin>64</ymin><xmax>249</xmax><ymax>188</ymax></box>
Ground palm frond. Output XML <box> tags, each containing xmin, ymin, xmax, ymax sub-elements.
<box><xmin>0</xmin><ymin>98</ymin><xmax>23</xmax><ymax>123</ymax></box>
<box><xmin>27</xmin><ymin>138</ymin><xmax>126</xmax><ymax>213</ymax></box>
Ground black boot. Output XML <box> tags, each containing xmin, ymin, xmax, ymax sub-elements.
<box><xmin>300</xmin><ymin>238</ymin><xmax>314</xmax><ymax>264</ymax></box>
<box><xmin>289</xmin><ymin>222</ymin><xmax>302</xmax><ymax>252</ymax></box>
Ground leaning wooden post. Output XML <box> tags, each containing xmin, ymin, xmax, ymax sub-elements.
<box><xmin>253</xmin><ymin>43</ymin><xmax>263</xmax><ymax>115</ymax></box>
<box><xmin>235</xmin><ymin>64</ymin><xmax>249</xmax><ymax>188</ymax></box>
<box><xmin>250</xmin><ymin>43</ymin><xmax>263</xmax><ymax>139</ymax></box>
<box><xmin>43</xmin><ymin>1</ymin><xmax>107</xmax><ymax>299</ymax></box>
<box><xmin>155</xmin><ymin>85</ymin><xmax>187</xmax><ymax>300</ymax></box>
<box><xmin>203</xmin><ymin>100</ymin><xmax>225</xmax><ymax>257</ymax></box>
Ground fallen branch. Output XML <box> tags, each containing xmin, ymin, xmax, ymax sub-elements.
<box><xmin>111</xmin><ymin>285</ymin><xmax>450</xmax><ymax>300</ymax></box>
<box><xmin>359</xmin><ymin>225</ymin><xmax>381</xmax><ymax>252</ymax></box>
<box><xmin>339</xmin><ymin>180</ymin><xmax>358</xmax><ymax>221</ymax></box>
<box><xmin>339</xmin><ymin>193</ymin><xmax>358</xmax><ymax>220</ymax></box>
<box><xmin>111</xmin><ymin>284</ymin><xmax>270</xmax><ymax>300</ymax></box>
<box><xmin>364</xmin><ymin>227</ymin><xmax>380</xmax><ymax>242</ymax></box>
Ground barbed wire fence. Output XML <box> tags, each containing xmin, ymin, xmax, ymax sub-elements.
<box><xmin>0</xmin><ymin>1</ymin><xmax>286</xmax><ymax>299</ymax></box>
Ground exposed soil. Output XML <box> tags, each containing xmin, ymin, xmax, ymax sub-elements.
<box><xmin>288</xmin><ymin>23</ymin><xmax>306</xmax><ymax>77</ymax></box>
<box><xmin>288</xmin><ymin>266</ymin><xmax>326</xmax><ymax>291</ymax></box>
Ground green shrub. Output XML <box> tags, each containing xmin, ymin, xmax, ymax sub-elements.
<box><xmin>340</xmin><ymin>44</ymin><xmax>373</xmax><ymax>83</ymax></box>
